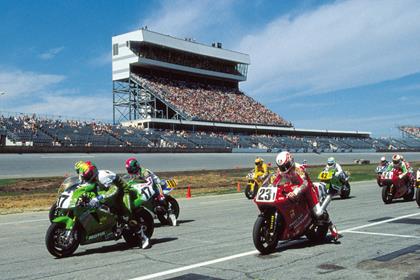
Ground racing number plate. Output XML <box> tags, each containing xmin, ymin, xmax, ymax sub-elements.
<box><xmin>256</xmin><ymin>186</ymin><xmax>277</xmax><ymax>202</ymax></box>
<box><xmin>383</xmin><ymin>171</ymin><xmax>393</xmax><ymax>180</ymax></box>
<box><xmin>132</xmin><ymin>183</ymin><xmax>156</xmax><ymax>201</ymax></box>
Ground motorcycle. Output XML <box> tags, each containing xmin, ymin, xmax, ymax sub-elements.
<box><xmin>49</xmin><ymin>176</ymin><xmax>80</xmax><ymax>222</ymax></box>
<box><xmin>252</xmin><ymin>182</ymin><xmax>331</xmax><ymax>255</ymax></box>
<box><xmin>124</xmin><ymin>176</ymin><xmax>180</xmax><ymax>226</ymax></box>
<box><xmin>244</xmin><ymin>171</ymin><xmax>260</xmax><ymax>199</ymax></box>
<box><xmin>379</xmin><ymin>169</ymin><xmax>414</xmax><ymax>204</ymax></box>
<box><xmin>375</xmin><ymin>165</ymin><xmax>388</xmax><ymax>187</ymax></box>
<box><xmin>46</xmin><ymin>183</ymin><xmax>154</xmax><ymax>258</ymax></box>
<box><xmin>415</xmin><ymin>169</ymin><xmax>420</xmax><ymax>207</ymax></box>
<box><xmin>317</xmin><ymin>169</ymin><xmax>351</xmax><ymax>199</ymax></box>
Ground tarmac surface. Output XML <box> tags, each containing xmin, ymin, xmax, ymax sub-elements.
<box><xmin>0</xmin><ymin>151</ymin><xmax>419</xmax><ymax>179</ymax></box>
<box><xmin>0</xmin><ymin>180</ymin><xmax>419</xmax><ymax>280</ymax></box>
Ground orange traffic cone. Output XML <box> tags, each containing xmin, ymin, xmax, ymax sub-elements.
<box><xmin>237</xmin><ymin>182</ymin><xmax>241</xmax><ymax>192</ymax></box>
<box><xmin>186</xmin><ymin>185</ymin><xmax>191</xmax><ymax>199</ymax></box>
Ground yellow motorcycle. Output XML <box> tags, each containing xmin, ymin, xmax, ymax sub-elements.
<box><xmin>244</xmin><ymin>171</ymin><xmax>260</xmax><ymax>199</ymax></box>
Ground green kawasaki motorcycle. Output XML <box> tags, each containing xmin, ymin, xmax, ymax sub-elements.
<box><xmin>46</xmin><ymin>182</ymin><xmax>154</xmax><ymax>258</ymax></box>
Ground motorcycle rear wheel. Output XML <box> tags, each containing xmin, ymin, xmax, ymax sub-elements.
<box><xmin>403</xmin><ymin>188</ymin><xmax>414</xmax><ymax>201</ymax></box>
<box><xmin>253</xmin><ymin>215</ymin><xmax>279</xmax><ymax>255</ymax></box>
<box><xmin>382</xmin><ymin>186</ymin><xmax>393</xmax><ymax>204</ymax></box>
<box><xmin>306</xmin><ymin>223</ymin><xmax>328</xmax><ymax>243</ymax></box>
<box><xmin>157</xmin><ymin>196</ymin><xmax>180</xmax><ymax>225</ymax></box>
<box><xmin>45</xmin><ymin>223</ymin><xmax>80</xmax><ymax>258</ymax></box>
<box><xmin>340</xmin><ymin>184</ymin><xmax>351</xmax><ymax>199</ymax></box>
<box><xmin>123</xmin><ymin>208</ymin><xmax>154</xmax><ymax>247</ymax></box>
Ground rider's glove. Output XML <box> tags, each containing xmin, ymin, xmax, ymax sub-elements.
<box><xmin>89</xmin><ymin>195</ymin><xmax>103</xmax><ymax>207</ymax></box>
<box><xmin>398</xmin><ymin>174</ymin><xmax>404</xmax><ymax>180</ymax></box>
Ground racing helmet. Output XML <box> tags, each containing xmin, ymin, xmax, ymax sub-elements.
<box><xmin>125</xmin><ymin>157</ymin><xmax>141</xmax><ymax>174</ymax></box>
<box><xmin>392</xmin><ymin>154</ymin><xmax>402</xmax><ymax>167</ymax></box>
<box><xmin>327</xmin><ymin>157</ymin><xmax>336</xmax><ymax>167</ymax></box>
<box><xmin>79</xmin><ymin>162</ymin><xmax>98</xmax><ymax>183</ymax></box>
<box><xmin>255</xmin><ymin>157</ymin><xmax>264</xmax><ymax>166</ymax></box>
<box><xmin>74</xmin><ymin>160</ymin><xmax>84</xmax><ymax>174</ymax></box>
<box><xmin>276</xmin><ymin>151</ymin><xmax>295</xmax><ymax>173</ymax></box>
<box><xmin>380</xmin><ymin>156</ymin><xmax>386</xmax><ymax>164</ymax></box>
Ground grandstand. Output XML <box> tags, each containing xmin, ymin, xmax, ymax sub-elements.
<box><xmin>111</xmin><ymin>29</ymin><xmax>369</xmax><ymax>139</ymax></box>
<box><xmin>2</xmin><ymin>29</ymin><xmax>419</xmax><ymax>152</ymax></box>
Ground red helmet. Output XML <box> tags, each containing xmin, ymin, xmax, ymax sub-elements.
<box><xmin>125</xmin><ymin>157</ymin><xmax>140</xmax><ymax>174</ymax></box>
<box><xmin>80</xmin><ymin>162</ymin><xmax>98</xmax><ymax>183</ymax></box>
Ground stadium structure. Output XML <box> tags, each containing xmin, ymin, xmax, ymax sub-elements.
<box><xmin>1</xmin><ymin>29</ymin><xmax>420</xmax><ymax>152</ymax></box>
<box><xmin>112</xmin><ymin>29</ymin><xmax>369</xmax><ymax>138</ymax></box>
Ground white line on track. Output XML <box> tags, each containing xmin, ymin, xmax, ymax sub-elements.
<box><xmin>341</xmin><ymin>212</ymin><xmax>420</xmax><ymax>232</ymax></box>
<box><xmin>128</xmin><ymin>250</ymin><xmax>258</xmax><ymax>280</ymax></box>
<box><xmin>345</xmin><ymin>230</ymin><xmax>420</xmax><ymax>239</ymax></box>
<box><xmin>128</xmin><ymin>211</ymin><xmax>420</xmax><ymax>280</ymax></box>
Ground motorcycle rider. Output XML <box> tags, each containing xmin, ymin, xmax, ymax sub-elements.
<box><xmin>386</xmin><ymin>154</ymin><xmax>412</xmax><ymax>186</ymax></box>
<box><xmin>77</xmin><ymin>161</ymin><xmax>132</xmax><ymax>222</ymax></box>
<box><xmin>379</xmin><ymin>156</ymin><xmax>389</xmax><ymax>167</ymax></box>
<box><xmin>125</xmin><ymin>157</ymin><xmax>167</xmax><ymax>213</ymax></box>
<box><xmin>273</xmin><ymin>151</ymin><xmax>340</xmax><ymax>241</ymax></box>
<box><xmin>324</xmin><ymin>157</ymin><xmax>350</xmax><ymax>189</ymax></box>
<box><xmin>254</xmin><ymin>157</ymin><xmax>270</xmax><ymax>186</ymax></box>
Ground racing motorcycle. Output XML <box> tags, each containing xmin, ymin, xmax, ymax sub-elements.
<box><xmin>244</xmin><ymin>171</ymin><xmax>260</xmax><ymax>199</ymax></box>
<box><xmin>252</xmin><ymin>181</ymin><xmax>332</xmax><ymax>255</ymax></box>
<box><xmin>375</xmin><ymin>164</ymin><xmax>388</xmax><ymax>187</ymax></box>
<box><xmin>49</xmin><ymin>176</ymin><xmax>80</xmax><ymax>222</ymax></box>
<box><xmin>380</xmin><ymin>169</ymin><xmax>414</xmax><ymax>204</ymax></box>
<box><xmin>46</xmin><ymin>183</ymin><xmax>154</xmax><ymax>258</ymax></box>
<box><xmin>415</xmin><ymin>169</ymin><xmax>420</xmax><ymax>207</ymax></box>
<box><xmin>124</xmin><ymin>176</ymin><xmax>180</xmax><ymax>226</ymax></box>
<box><xmin>317</xmin><ymin>169</ymin><xmax>351</xmax><ymax>199</ymax></box>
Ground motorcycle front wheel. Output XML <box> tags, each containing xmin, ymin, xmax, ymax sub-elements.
<box><xmin>45</xmin><ymin>223</ymin><xmax>80</xmax><ymax>258</ymax></box>
<box><xmin>245</xmin><ymin>183</ymin><xmax>258</xmax><ymax>199</ymax></box>
<box><xmin>416</xmin><ymin>188</ymin><xmax>420</xmax><ymax>207</ymax></box>
<box><xmin>382</xmin><ymin>186</ymin><xmax>393</xmax><ymax>204</ymax></box>
<box><xmin>340</xmin><ymin>184</ymin><xmax>351</xmax><ymax>199</ymax></box>
<box><xmin>253</xmin><ymin>214</ymin><xmax>279</xmax><ymax>255</ymax></box>
<box><xmin>157</xmin><ymin>196</ymin><xmax>180</xmax><ymax>225</ymax></box>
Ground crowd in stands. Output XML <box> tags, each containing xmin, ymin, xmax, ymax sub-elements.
<box><xmin>2</xmin><ymin>114</ymin><xmax>420</xmax><ymax>151</ymax></box>
<box><xmin>133</xmin><ymin>74</ymin><xmax>292</xmax><ymax>127</ymax></box>
<box><xmin>400</xmin><ymin>126</ymin><xmax>420</xmax><ymax>139</ymax></box>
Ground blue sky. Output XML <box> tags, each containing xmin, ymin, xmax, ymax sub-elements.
<box><xmin>0</xmin><ymin>0</ymin><xmax>419</xmax><ymax>137</ymax></box>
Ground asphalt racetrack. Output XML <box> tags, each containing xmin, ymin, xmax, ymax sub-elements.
<box><xmin>1</xmin><ymin>152</ymin><xmax>420</xmax><ymax>179</ymax></box>
<box><xmin>1</xmin><ymin>180</ymin><xmax>419</xmax><ymax>280</ymax></box>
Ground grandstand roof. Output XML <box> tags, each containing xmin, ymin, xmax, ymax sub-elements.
<box><xmin>112</xmin><ymin>29</ymin><xmax>250</xmax><ymax>81</ymax></box>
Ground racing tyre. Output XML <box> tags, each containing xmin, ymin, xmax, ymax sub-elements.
<box><xmin>123</xmin><ymin>208</ymin><xmax>154</xmax><ymax>247</ymax></box>
<box><xmin>45</xmin><ymin>223</ymin><xmax>80</xmax><ymax>258</ymax></box>
<box><xmin>253</xmin><ymin>214</ymin><xmax>279</xmax><ymax>255</ymax></box>
<box><xmin>403</xmin><ymin>187</ymin><xmax>414</xmax><ymax>201</ymax></box>
<box><xmin>245</xmin><ymin>183</ymin><xmax>258</xmax><ymax>199</ymax></box>
<box><xmin>382</xmin><ymin>186</ymin><xmax>393</xmax><ymax>204</ymax></box>
<box><xmin>157</xmin><ymin>196</ymin><xmax>180</xmax><ymax>225</ymax></box>
<box><xmin>340</xmin><ymin>184</ymin><xmax>351</xmax><ymax>199</ymax></box>
<box><xmin>416</xmin><ymin>188</ymin><xmax>420</xmax><ymax>207</ymax></box>
<box><xmin>49</xmin><ymin>203</ymin><xmax>58</xmax><ymax>222</ymax></box>
<box><xmin>306</xmin><ymin>223</ymin><xmax>329</xmax><ymax>243</ymax></box>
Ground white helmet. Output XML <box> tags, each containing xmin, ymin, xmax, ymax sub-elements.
<box><xmin>276</xmin><ymin>151</ymin><xmax>295</xmax><ymax>173</ymax></box>
<box><xmin>380</xmin><ymin>156</ymin><xmax>386</xmax><ymax>163</ymax></box>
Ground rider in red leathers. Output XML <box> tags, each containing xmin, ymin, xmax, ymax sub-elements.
<box><xmin>273</xmin><ymin>151</ymin><xmax>340</xmax><ymax>241</ymax></box>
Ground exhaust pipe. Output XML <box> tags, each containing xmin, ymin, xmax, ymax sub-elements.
<box><xmin>314</xmin><ymin>194</ymin><xmax>332</xmax><ymax>218</ymax></box>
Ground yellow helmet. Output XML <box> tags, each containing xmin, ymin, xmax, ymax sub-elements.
<box><xmin>255</xmin><ymin>157</ymin><xmax>264</xmax><ymax>165</ymax></box>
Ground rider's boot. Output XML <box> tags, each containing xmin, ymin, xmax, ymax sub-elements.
<box><xmin>329</xmin><ymin>223</ymin><xmax>342</xmax><ymax>242</ymax></box>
